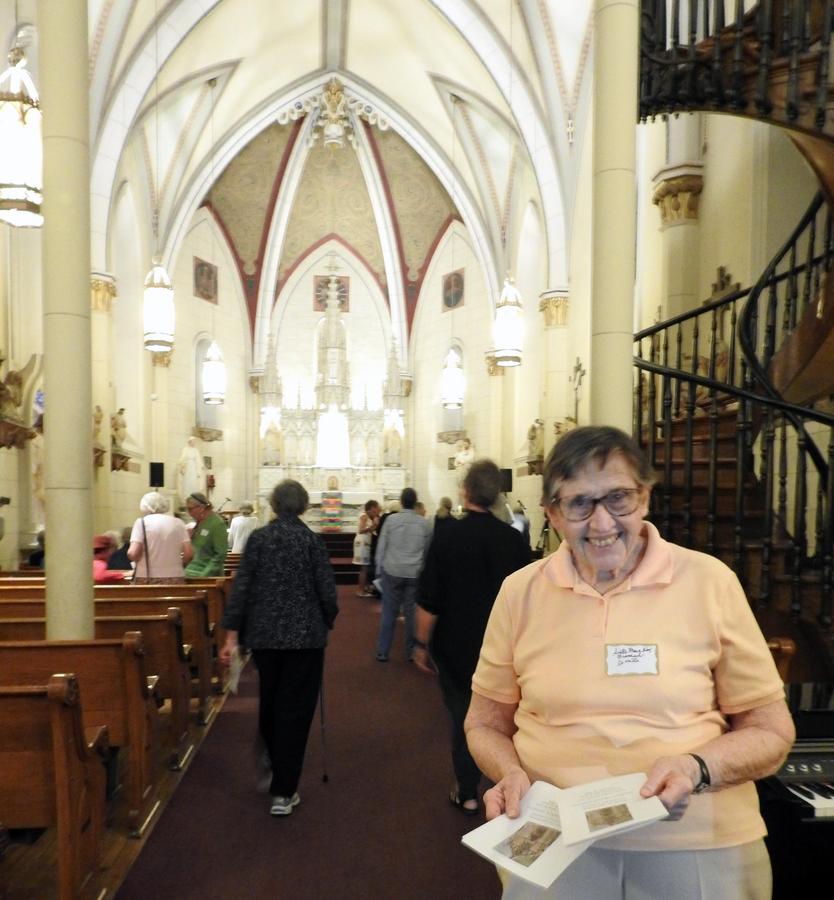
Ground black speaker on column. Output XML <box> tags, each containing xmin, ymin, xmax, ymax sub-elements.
<box><xmin>149</xmin><ymin>462</ymin><xmax>164</xmax><ymax>488</ymax></box>
<box><xmin>500</xmin><ymin>468</ymin><xmax>513</xmax><ymax>493</ymax></box>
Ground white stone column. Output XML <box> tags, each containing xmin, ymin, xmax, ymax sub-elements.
<box><xmin>539</xmin><ymin>289</ymin><xmax>571</xmax><ymax>458</ymax></box>
<box><xmin>590</xmin><ymin>0</ymin><xmax>638</xmax><ymax>430</ymax></box>
<box><xmin>39</xmin><ymin>0</ymin><xmax>93</xmax><ymax>639</ymax></box>
<box><xmin>652</xmin><ymin>115</ymin><xmax>704</xmax><ymax>319</ymax></box>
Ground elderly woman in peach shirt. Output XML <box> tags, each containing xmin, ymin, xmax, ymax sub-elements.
<box><xmin>465</xmin><ymin>426</ymin><xmax>794</xmax><ymax>900</ymax></box>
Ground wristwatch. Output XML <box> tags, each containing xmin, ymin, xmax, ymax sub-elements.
<box><xmin>688</xmin><ymin>753</ymin><xmax>711</xmax><ymax>793</ymax></box>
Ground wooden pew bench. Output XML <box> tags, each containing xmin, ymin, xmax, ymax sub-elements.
<box><xmin>0</xmin><ymin>610</ymin><xmax>192</xmax><ymax>769</ymax></box>
<box><xmin>0</xmin><ymin>674</ymin><xmax>107</xmax><ymax>900</ymax></box>
<box><xmin>0</xmin><ymin>633</ymin><xmax>161</xmax><ymax>837</ymax></box>
<box><xmin>0</xmin><ymin>587</ymin><xmax>215</xmax><ymax>718</ymax></box>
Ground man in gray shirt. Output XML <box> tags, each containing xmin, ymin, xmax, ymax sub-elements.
<box><xmin>374</xmin><ymin>486</ymin><xmax>432</xmax><ymax>661</ymax></box>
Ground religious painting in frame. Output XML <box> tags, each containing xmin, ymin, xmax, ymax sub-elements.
<box><xmin>442</xmin><ymin>268</ymin><xmax>464</xmax><ymax>311</ymax></box>
<box><xmin>193</xmin><ymin>257</ymin><xmax>218</xmax><ymax>303</ymax></box>
<box><xmin>314</xmin><ymin>274</ymin><xmax>350</xmax><ymax>312</ymax></box>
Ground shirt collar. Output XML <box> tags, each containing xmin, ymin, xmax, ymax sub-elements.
<box><xmin>544</xmin><ymin>520</ymin><xmax>674</xmax><ymax>594</ymax></box>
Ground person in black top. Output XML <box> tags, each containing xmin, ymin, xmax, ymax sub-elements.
<box><xmin>220</xmin><ymin>479</ymin><xmax>338</xmax><ymax>816</ymax></box>
<box><xmin>415</xmin><ymin>460</ymin><xmax>530</xmax><ymax>815</ymax></box>
<box><xmin>107</xmin><ymin>526</ymin><xmax>133</xmax><ymax>570</ymax></box>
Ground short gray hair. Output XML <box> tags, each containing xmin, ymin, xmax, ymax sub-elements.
<box><xmin>239</xmin><ymin>501</ymin><xmax>254</xmax><ymax>515</ymax></box>
<box><xmin>542</xmin><ymin>426</ymin><xmax>655</xmax><ymax>503</ymax></box>
<box><xmin>140</xmin><ymin>491</ymin><xmax>170</xmax><ymax>515</ymax></box>
<box><xmin>269</xmin><ymin>479</ymin><xmax>309</xmax><ymax>517</ymax></box>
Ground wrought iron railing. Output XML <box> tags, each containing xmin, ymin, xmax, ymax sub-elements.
<box><xmin>640</xmin><ymin>1</ymin><xmax>834</xmax><ymax>130</ymax></box>
<box><xmin>634</xmin><ymin>191</ymin><xmax>834</xmax><ymax>628</ymax></box>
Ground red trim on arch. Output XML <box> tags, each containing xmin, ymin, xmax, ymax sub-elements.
<box><xmin>274</xmin><ymin>233</ymin><xmax>388</xmax><ymax>312</ymax></box>
<box><xmin>200</xmin><ymin>119</ymin><xmax>303</xmax><ymax>340</ymax></box>
<box><xmin>412</xmin><ymin>213</ymin><xmax>463</xmax><ymax>311</ymax></box>
<box><xmin>363</xmin><ymin>123</ymin><xmax>413</xmax><ymax>331</ymax></box>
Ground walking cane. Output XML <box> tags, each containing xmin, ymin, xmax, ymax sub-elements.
<box><xmin>319</xmin><ymin>663</ymin><xmax>329</xmax><ymax>783</ymax></box>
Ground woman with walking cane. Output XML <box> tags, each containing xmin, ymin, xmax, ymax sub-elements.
<box><xmin>220</xmin><ymin>479</ymin><xmax>339</xmax><ymax>816</ymax></box>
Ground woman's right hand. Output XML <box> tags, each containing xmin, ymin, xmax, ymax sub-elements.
<box><xmin>219</xmin><ymin>635</ymin><xmax>238</xmax><ymax>667</ymax></box>
<box><xmin>483</xmin><ymin>767</ymin><xmax>531</xmax><ymax>820</ymax></box>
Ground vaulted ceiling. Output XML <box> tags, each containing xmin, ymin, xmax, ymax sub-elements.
<box><xmin>81</xmin><ymin>0</ymin><xmax>595</xmax><ymax>355</ymax></box>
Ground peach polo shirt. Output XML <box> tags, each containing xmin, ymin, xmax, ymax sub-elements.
<box><xmin>471</xmin><ymin>521</ymin><xmax>785</xmax><ymax>851</ymax></box>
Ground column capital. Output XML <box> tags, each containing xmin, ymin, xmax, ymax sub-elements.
<box><xmin>652</xmin><ymin>166</ymin><xmax>704</xmax><ymax>226</ymax></box>
<box><xmin>484</xmin><ymin>352</ymin><xmax>505</xmax><ymax>376</ymax></box>
<box><xmin>539</xmin><ymin>289</ymin><xmax>569</xmax><ymax>327</ymax></box>
<box><xmin>152</xmin><ymin>351</ymin><xmax>173</xmax><ymax>368</ymax></box>
<box><xmin>90</xmin><ymin>272</ymin><xmax>117</xmax><ymax>312</ymax></box>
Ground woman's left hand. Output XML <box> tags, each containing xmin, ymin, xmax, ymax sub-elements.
<box><xmin>640</xmin><ymin>755</ymin><xmax>698</xmax><ymax>820</ymax></box>
<box><xmin>219</xmin><ymin>635</ymin><xmax>239</xmax><ymax>667</ymax></box>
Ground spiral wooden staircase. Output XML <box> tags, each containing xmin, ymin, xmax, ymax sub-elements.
<box><xmin>637</xmin><ymin>1</ymin><xmax>834</xmax><ymax>680</ymax></box>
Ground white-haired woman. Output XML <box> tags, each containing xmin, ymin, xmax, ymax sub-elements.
<box><xmin>128</xmin><ymin>491</ymin><xmax>193</xmax><ymax>583</ymax></box>
<box><xmin>228</xmin><ymin>501</ymin><xmax>259</xmax><ymax>554</ymax></box>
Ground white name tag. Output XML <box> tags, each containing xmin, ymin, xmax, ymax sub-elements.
<box><xmin>606</xmin><ymin>644</ymin><xmax>658</xmax><ymax>676</ymax></box>
<box><xmin>200</xmin><ymin>528</ymin><xmax>209</xmax><ymax>537</ymax></box>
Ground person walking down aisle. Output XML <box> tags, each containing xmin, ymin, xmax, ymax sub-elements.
<box><xmin>228</xmin><ymin>501</ymin><xmax>259</xmax><ymax>554</ymax></box>
<box><xmin>415</xmin><ymin>461</ymin><xmax>530</xmax><ymax>816</ymax></box>
<box><xmin>129</xmin><ymin>491</ymin><xmax>193</xmax><ymax>583</ymax></box>
<box><xmin>353</xmin><ymin>499</ymin><xmax>380</xmax><ymax>597</ymax></box>
<box><xmin>184</xmin><ymin>492</ymin><xmax>227</xmax><ymax>577</ymax></box>
<box><xmin>465</xmin><ymin>426</ymin><xmax>794</xmax><ymax>900</ymax></box>
<box><xmin>375</xmin><ymin>487</ymin><xmax>431</xmax><ymax>662</ymax></box>
<box><xmin>220</xmin><ymin>480</ymin><xmax>338</xmax><ymax>816</ymax></box>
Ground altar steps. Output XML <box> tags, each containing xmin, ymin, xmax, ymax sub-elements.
<box><xmin>321</xmin><ymin>533</ymin><xmax>359</xmax><ymax>585</ymax></box>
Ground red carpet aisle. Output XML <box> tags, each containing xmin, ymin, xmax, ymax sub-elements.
<box><xmin>117</xmin><ymin>586</ymin><xmax>502</xmax><ymax>899</ymax></box>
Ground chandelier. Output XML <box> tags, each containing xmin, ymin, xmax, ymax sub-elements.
<box><xmin>0</xmin><ymin>44</ymin><xmax>42</xmax><ymax>227</ymax></box>
<box><xmin>491</xmin><ymin>276</ymin><xmax>523</xmax><ymax>367</ymax></box>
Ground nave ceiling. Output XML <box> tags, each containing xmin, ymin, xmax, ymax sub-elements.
<box><xmin>10</xmin><ymin>0</ymin><xmax>596</xmax><ymax>362</ymax></box>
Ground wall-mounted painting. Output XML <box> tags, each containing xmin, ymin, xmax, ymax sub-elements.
<box><xmin>442</xmin><ymin>269</ymin><xmax>464</xmax><ymax>311</ymax></box>
<box><xmin>194</xmin><ymin>257</ymin><xmax>218</xmax><ymax>303</ymax></box>
<box><xmin>314</xmin><ymin>274</ymin><xmax>350</xmax><ymax>312</ymax></box>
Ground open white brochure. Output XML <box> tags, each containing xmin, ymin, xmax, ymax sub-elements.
<box><xmin>227</xmin><ymin>646</ymin><xmax>244</xmax><ymax>694</ymax></box>
<box><xmin>461</xmin><ymin>781</ymin><xmax>591</xmax><ymax>889</ymax></box>
<box><xmin>558</xmin><ymin>772</ymin><xmax>667</xmax><ymax>846</ymax></box>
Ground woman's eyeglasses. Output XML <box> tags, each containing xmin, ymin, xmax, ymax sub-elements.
<box><xmin>548</xmin><ymin>488</ymin><xmax>642</xmax><ymax>522</ymax></box>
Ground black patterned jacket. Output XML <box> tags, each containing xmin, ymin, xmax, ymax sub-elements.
<box><xmin>221</xmin><ymin>515</ymin><xmax>338</xmax><ymax>649</ymax></box>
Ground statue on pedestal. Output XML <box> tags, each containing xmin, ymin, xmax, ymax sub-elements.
<box><xmin>454</xmin><ymin>438</ymin><xmax>475</xmax><ymax>482</ymax></box>
<box><xmin>177</xmin><ymin>436</ymin><xmax>206</xmax><ymax>503</ymax></box>
<box><xmin>110</xmin><ymin>408</ymin><xmax>127</xmax><ymax>448</ymax></box>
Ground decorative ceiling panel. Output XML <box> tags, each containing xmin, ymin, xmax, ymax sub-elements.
<box><xmin>279</xmin><ymin>142</ymin><xmax>384</xmax><ymax>285</ymax></box>
<box><xmin>208</xmin><ymin>122</ymin><xmax>294</xmax><ymax>276</ymax></box>
<box><xmin>372</xmin><ymin>128</ymin><xmax>457</xmax><ymax>282</ymax></box>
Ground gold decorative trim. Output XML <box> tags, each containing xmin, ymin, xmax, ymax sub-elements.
<box><xmin>152</xmin><ymin>351</ymin><xmax>173</xmax><ymax>368</ymax></box>
<box><xmin>194</xmin><ymin>426</ymin><xmax>223</xmax><ymax>442</ymax></box>
<box><xmin>90</xmin><ymin>274</ymin><xmax>117</xmax><ymax>312</ymax></box>
<box><xmin>484</xmin><ymin>352</ymin><xmax>505</xmax><ymax>376</ymax></box>
<box><xmin>653</xmin><ymin>174</ymin><xmax>704</xmax><ymax>224</ymax></box>
<box><xmin>539</xmin><ymin>292</ymin><xmax>569</xmax><ymax>327</ymax></box>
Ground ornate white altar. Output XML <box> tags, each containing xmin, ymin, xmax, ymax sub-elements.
<box><xmin>255</xmin><ymin>267</ymin><xmax>410</xmax><ymax>528</ymax></box>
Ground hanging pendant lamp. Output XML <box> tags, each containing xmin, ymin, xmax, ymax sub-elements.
<box><xmin>0</xmin><ymin>45</ymin><xmax>43</xmax><ymax>227</ymax></box>
<box><xmin>202</xmin><ymin>341</ymin><xmax>226</xmax><ymax>405</ymax></box>
<box><xmin>143</xmin><ymin>258</ymin><xmax>175</xmax><ymax>352</ymax></box>
<box><xmin>492</xmin><ymin>276</ymin><xmax>523</xmax><ymax>367</ymax></box>
<box><xmin>440</xmin><ymin>347</ymin><xmax>464</xmax><ymax>409</ymax></box>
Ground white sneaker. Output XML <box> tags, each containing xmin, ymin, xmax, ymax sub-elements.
<box><xmin>269</xmin><ymin>792</ymin><xmax>300</xmax><ymax>816</ymax></box>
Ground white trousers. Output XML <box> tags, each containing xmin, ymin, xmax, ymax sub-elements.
<box><xmin>500</xmin><ymin>839</ymin><xmax>772</xmax><ymax>900</ymax></box>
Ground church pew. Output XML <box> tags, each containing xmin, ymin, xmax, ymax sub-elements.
<box><xmin>0</xmin><ymin>674</ymin><xmax>108</xmax><ymax>900</ymax></box>
<box><xmin>0</xmin><ymin>610</ymin><xmax>192</xmax><ymax>769</ymax></box>
<box><xmin>0</xmin><ymin>586</ymin><xmax>216</xmax><ymax>713</ymax></box>
<box><xmin>0</xmin><ymin>632</ymin><xmax>161</xmax><ymax>838</ymax></box>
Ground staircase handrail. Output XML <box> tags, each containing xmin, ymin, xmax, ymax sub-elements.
<box><xmin>737</xmin><ymin>190</ymin><xmax>830</xmax><ymax>480</ymax></box>
<box><xmin>633</xmin><ymin>356</ymin><xmax>834</xmax><ymax>430</ymax></box>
